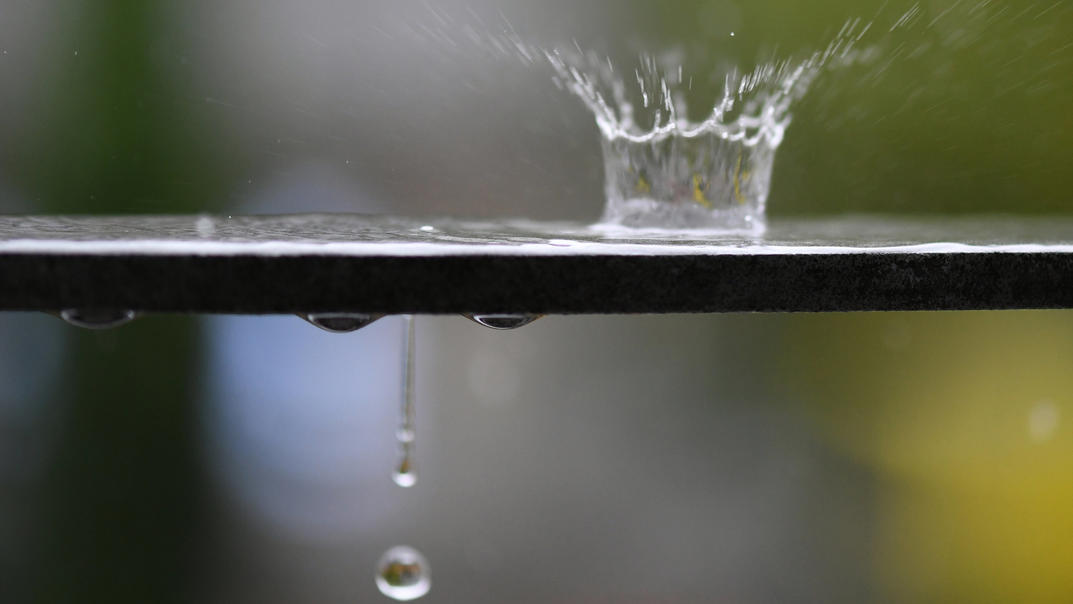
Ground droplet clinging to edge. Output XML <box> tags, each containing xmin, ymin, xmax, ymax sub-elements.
<box><xmin>465</xmin><ymin>314</ymin><xmax>541</xmax><ymax>330</ymax></box>
<box><xmin>300</xmin><ymin>313</ymin><xmax>381</xmax><ymax>333</ymax></box>
<box><xmin>57</xmin><ymin>309</ymin><xmax>138</xmax><ymax>330</ymax></box>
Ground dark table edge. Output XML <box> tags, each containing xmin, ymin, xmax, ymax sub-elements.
<box><xmin>1</xmin><ymin>250</ymin><xmax>1071</xmax><ymax>314</ymax></box>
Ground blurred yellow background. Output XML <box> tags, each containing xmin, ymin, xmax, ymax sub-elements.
<box><xmin>786</xmin><ymin>311</ymin><xmax>1073</xmax><ymax>603</ymax></box>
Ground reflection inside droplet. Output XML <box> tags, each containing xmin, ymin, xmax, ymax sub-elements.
<box><xmin>376</xmin><ymin>545</ymin><xmax>430</xmax><ymax>601</ymax></box>
<box><xmin>466</xmin><ymin>314</ymin><xmax>541</xmax><ymax>330</ymax></box>
<box><xmin>58</xmin><ymin>309</ymin><xmax>137</xmax><ymax>330</ymax></box>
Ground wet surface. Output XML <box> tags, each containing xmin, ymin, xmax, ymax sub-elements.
<box><xmin>2</xmin><ymin>214</ymin><xmax>1073</xmax><ymax>313</ymax></box>
<box><xmin>3</xmin><ymin>213</ymin><xmax>1073</xmax><ymax>250</ymax></box>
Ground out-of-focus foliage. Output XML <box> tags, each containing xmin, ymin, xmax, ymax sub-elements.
<box><xmin>783</xmin><ymin>311</ymin><xmax>1073</xmax><ymax>603</ymax></box>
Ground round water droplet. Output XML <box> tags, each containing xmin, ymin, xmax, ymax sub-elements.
<box><xmin>58</xmin><ymin>309</ymin><xmax>137</xmax><ymax>330</ymax></box>
<box><xmin>300</xmin><ymin>313</ymin><xmax>381</xmax><ymax>333</ymax></box>
<box><xmin>392</xmin><ymin>456</ymin><xmax>417</xmax><ymax>488</ymax></box>
<box><xmin>396</xmin><ymin>427</ymin><xmax>415</xmax><ymax>444</ymax></box>
<box><xmin>376</xmin><ymin>546</ymin><xmax>430</xmax><ymax>601</ymax></box>
<box><xmin>465</xmin><ymin>314</ymin><xmax>541</xmax><ymax>330</ymax></box>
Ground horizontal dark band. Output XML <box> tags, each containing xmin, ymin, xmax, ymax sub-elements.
<box><xmin>2</xmin><ymin>214</ymin><xmax>1071</xmax><ymax>314</ymax></box>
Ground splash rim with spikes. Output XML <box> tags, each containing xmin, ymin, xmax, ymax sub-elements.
<box><xmin>541</xmin><ymin>20</ymin><xmax>875</xmax><ymax>232</ymax></box>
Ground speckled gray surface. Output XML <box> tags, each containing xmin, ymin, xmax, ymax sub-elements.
<box><xmin>2</xmin><ymin>214</ymin><xmax>1072</xmax><ymax>313</ymax></box>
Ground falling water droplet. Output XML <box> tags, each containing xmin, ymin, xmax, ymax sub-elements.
<box><xmin>393</xmin><ymin>456</ymin><xmax>417</xmax><ymax>488</ymax></box>
<box><xmin>466</xmin><ymin>314</ymin><xmax>541</xmax><ymax>330</ymax></box>
<box><xmin>393</xmin><ymin>315</ymin><xmax>417</xmax><ymax>488</ymax></box>
<box><xmin>300</xmin><ymin>313</ymin><xmax>381</xmax><ymax>333</ymax></box>
<box><xmin>376</xmin><ymin>545</ymin><xmax>431</xmax><ymax>601</ymax></box>
<box><xmin>57</xmin><ymin>309</ymin><xmax>137</xmax><ymax>330</ymax></box>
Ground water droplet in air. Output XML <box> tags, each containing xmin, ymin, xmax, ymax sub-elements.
<box><xmin>393</xmin><ymin>456</ymin><xmax>417</xmax><ymax>488</ymax></box>
<box><xmin>58</xmin><ymin>309</ymin><xmax>137</xmax><ymax>330</ymax></box>
<box><xmin>394</xmin><ymin>315</ymin><xmax>417</xmax><ymax>487</ymax></box>
<box><xmin>301</xmin><ymin>313</ymin><xmax>381</xmax><ymax>333</ymax></box>
<box><xmin>376</xmin><ymin>545</ymin><xmax>430</xmax><ymax>601</ymax></box>
<box><xmin>466</xmin><ymin>314</ymin><xmax>541</xmax><ymax>330</ymax></box>
<box><xmin>396</xmin><ymin>426</ymin><xmax>415</xmax><ymax>443</ymax></box>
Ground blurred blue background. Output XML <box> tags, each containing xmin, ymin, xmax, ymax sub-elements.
<box><xmin>1</xmin><ymin>1</ymin><xmax>1072</xmax><ymax>602</ymax></box>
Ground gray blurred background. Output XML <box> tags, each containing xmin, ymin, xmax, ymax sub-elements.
<box><xmin>1</xmin><ymin>1</ymin><xmax>1073</xmax><ymax>602</ymax></box>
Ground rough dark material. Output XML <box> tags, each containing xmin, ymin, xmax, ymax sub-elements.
<box><xmin>2</xmin><ymin>214</ymin><xmax>1073</xmax><ymax>314</ymax></box>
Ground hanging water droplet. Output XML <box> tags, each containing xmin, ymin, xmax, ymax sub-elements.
<box><xmin>57</xmin><ymin>309</ymin><xmax>137</xmax><ymax>330</ymax></box>
<box><xmin>300</xmin><ymin>313</ymin><xmax>381</xmax><ymax>333</ymax></box>
<box><xmin>394</xmin><ymin>315</ymin><xmax>417</xmax><ymax>488</ymax></box>
<box><xmin>466</xmin><ymin>314</ymin><xmax>541</xmax><ymax>330</ymax></box>
<box><xmin>376</xmin><ymin>545</ymin><xmax>431</xmax><ymax>601</ymax></box>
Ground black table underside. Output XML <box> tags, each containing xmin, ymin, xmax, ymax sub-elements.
<box><xmin>2</xmin><ymin>214</ymin><xmax>1072</xmax><ymax>314</ymax></box>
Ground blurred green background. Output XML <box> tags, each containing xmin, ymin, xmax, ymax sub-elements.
<box><xmin>1</xmin><ymin>1</ymin><xmax>1072</xmax><ymax>602</ymax></box>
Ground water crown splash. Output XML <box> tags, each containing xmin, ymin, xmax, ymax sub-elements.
<box><xmin>544</xmin><ymin>23</ymin><xmax>873</xmax><ymax>232</ymax></box>
<box><xmin>405</xmin><ymin>8</ymin><xmax>876</xmax><ymax>231</ymax></box>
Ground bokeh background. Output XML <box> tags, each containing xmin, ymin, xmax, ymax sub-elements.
<box><xmin>1</xmin><ymin>1</ymin><xmax>1072</xmax><ymax>602</ymax></box>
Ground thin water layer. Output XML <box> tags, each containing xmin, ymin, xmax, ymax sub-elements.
<box><xmin>11</xmin><ymin>215</ymin><xmax>1073</xmax><ymax>256</ymax></box>
<box><xmin>10</xmin><ymin>216</ymin><xmax>1073</xmax><ymax>254</ymax></box>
